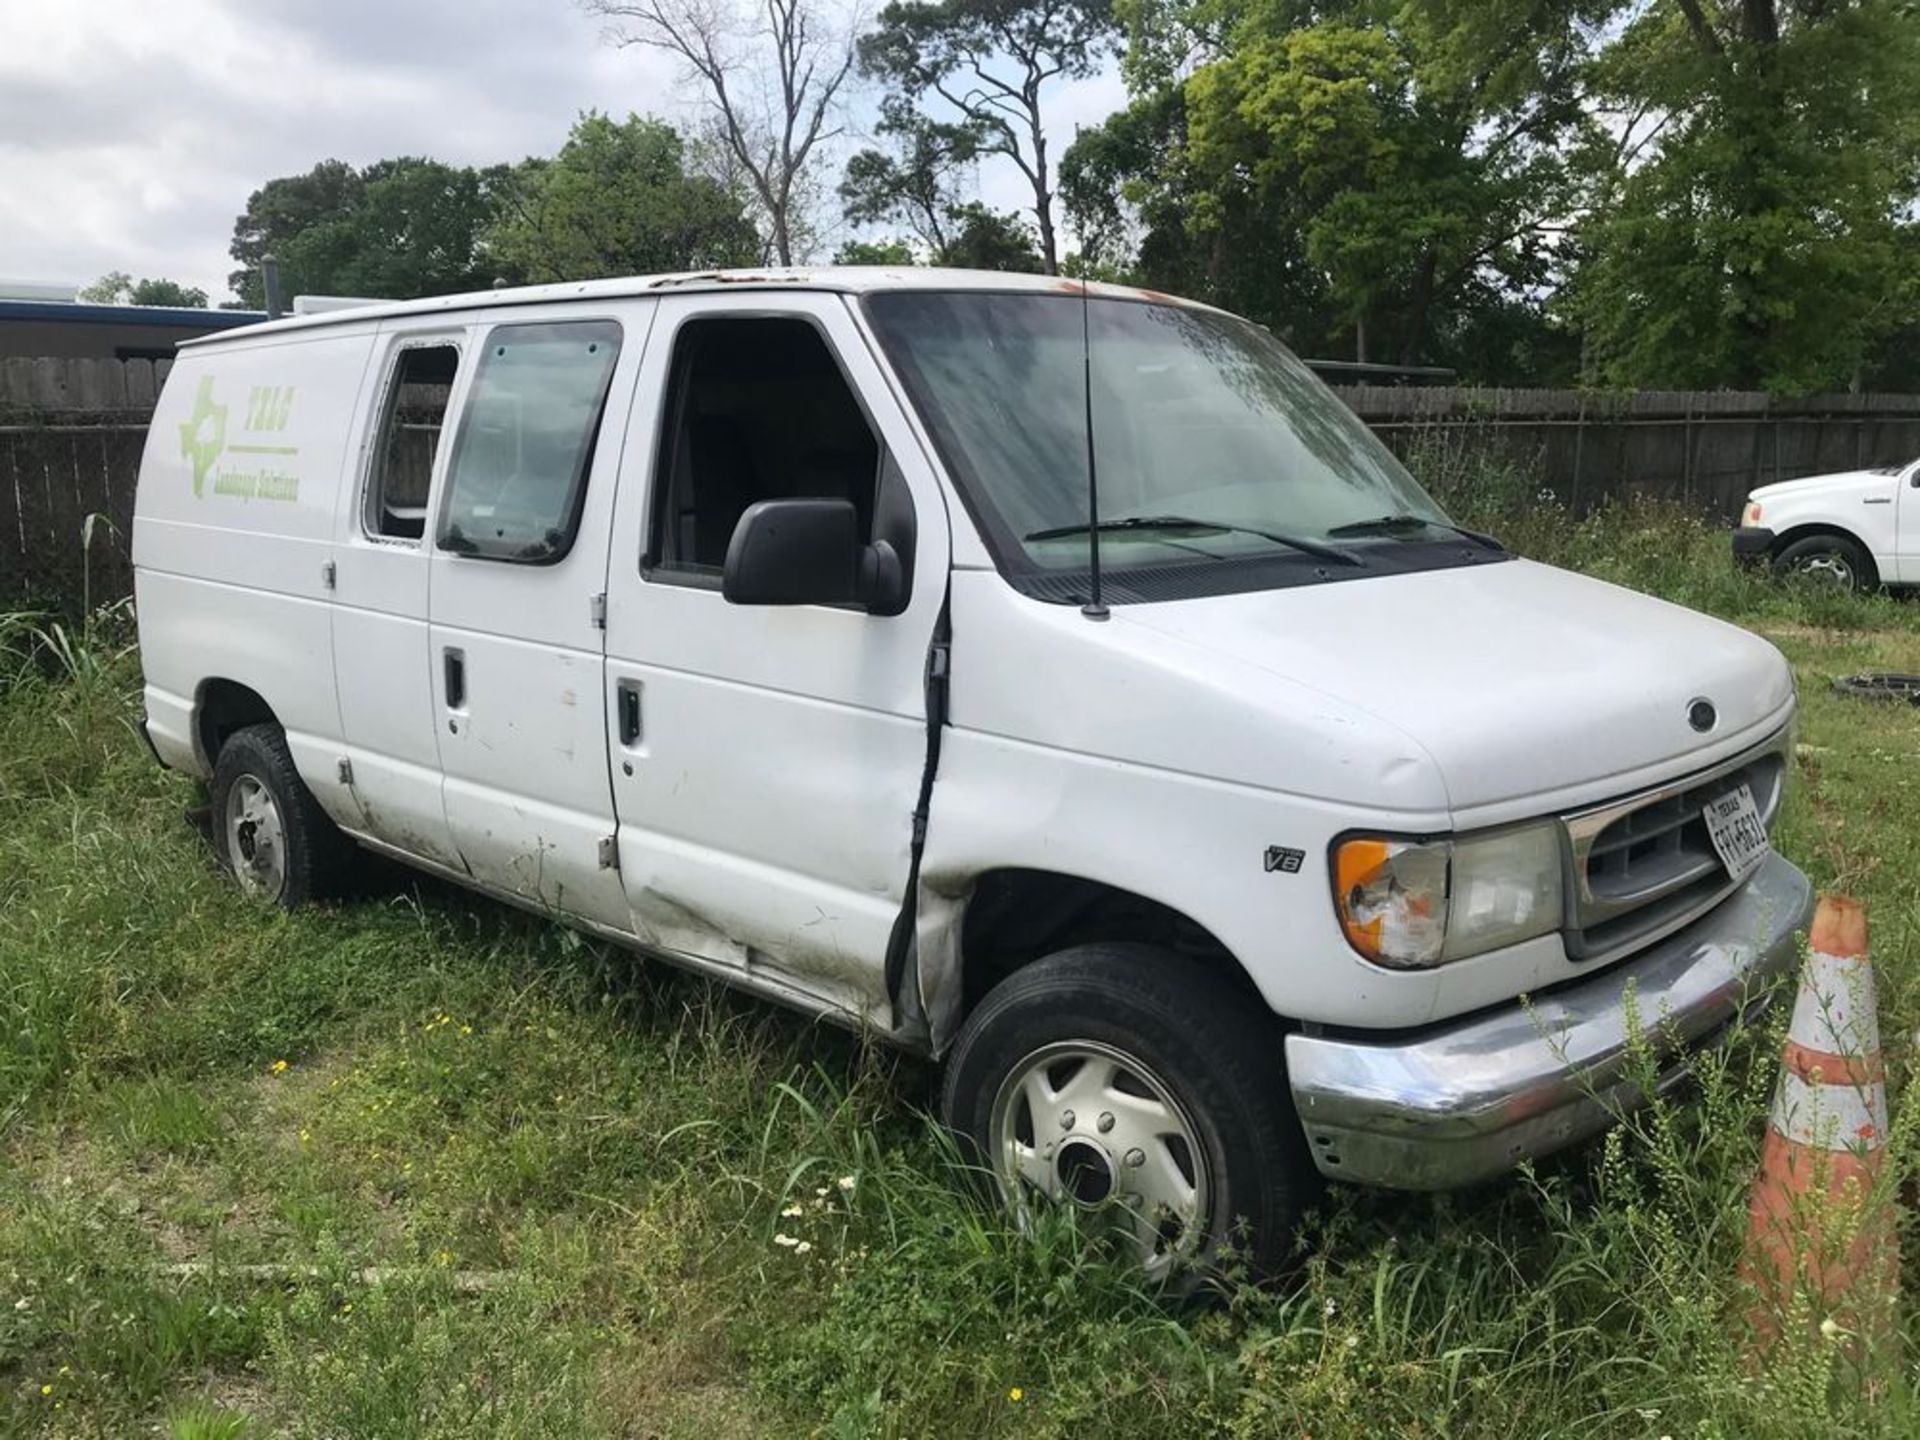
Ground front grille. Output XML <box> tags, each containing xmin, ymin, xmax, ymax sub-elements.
<box><xmin>1563</xmin><ymin>740</ymin><xmax>1787</xmax><ymax>963</ymax></box>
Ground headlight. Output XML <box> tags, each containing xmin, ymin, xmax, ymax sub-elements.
<box><xmin>1332</xmin><ymin>823</ymin><xmax>1564</xmax><ymax>969</ymax></box>
<box><xmin>1742</xmin><ymin>500</ymin><xmax>1764</xmax><ymax>527</ymax></box>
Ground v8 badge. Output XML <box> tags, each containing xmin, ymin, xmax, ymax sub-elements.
<box><xmin>1264</xmin><ymin>846</ymin><xmax>1305</xmax><ymax>874</ymax></box>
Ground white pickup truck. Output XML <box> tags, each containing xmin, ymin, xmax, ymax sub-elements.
<box><xmin>133</xmin><ymin>268</ymin><xmax>1812</xmax><ymax>1284</ymax></box>
<box><xmin>1734</xmin><ymin>457</ymin><xmax>1920</xmax><ymax>590</ymax></box>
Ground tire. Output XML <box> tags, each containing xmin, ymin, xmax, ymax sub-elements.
<box><xmin>941</xmin><ymin>943</ymin><xmax>1316</xmax><ymax>1288</ymax></box>
<box><xmin>210</xmin><ymin>723</ymin><xmax>356</xmax><ymax>908</ymax></box>
<box><xmin>1773</xmin><ymin>533</ymin><xmax>1873</xmax><ymax>593</ymax></box>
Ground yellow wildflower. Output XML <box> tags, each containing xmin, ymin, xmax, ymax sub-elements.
<box><xmin>1009</xmin><ymin>1386</ymin><xmax>1024</xmax><ymax>1403</ymax></box>
<box><xmin>270</xmin><ymin>1059</ymin><xmax>289</xmax><ymax>1074</ymax></box>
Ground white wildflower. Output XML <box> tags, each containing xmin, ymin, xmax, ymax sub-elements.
<box><xmin>794</xmin><ymin>1241</ymin><xmax>813</xmax><ymax>1255</ymax></box>
<box><xmin>773</xmin><ymin>1233</ymin><xmax>800</xmax><ymax>1249</ymax></box>
<box><xmin>780</xmin><ymin>1204</ymin><xmax>804</xmax><ymax>1219</ymax></box>
<box><xmin>836</xmin><ymin>1175</ymin><xmax>856</xmax><ymax>1193</ymax></box>
<box><xmin>814</xmin><ymin>1186</ymin><xmax>830</xmax><ymax>1199</ymax></box>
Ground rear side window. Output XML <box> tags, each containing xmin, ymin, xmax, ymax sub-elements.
<box><xmin>366</xmin><ymin>342</ymin><xmax>459</xmax><ymax>541</ymax></box>
<box><xmin>438</xmin><ymin>320</ymin><xmax>622</xmax><ymax>564</ymax></box>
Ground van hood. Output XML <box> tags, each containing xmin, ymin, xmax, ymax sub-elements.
<box><xmin>1115</xmin><ymin>557</ymin><xmax>1794</xmax><ymax>817</ymax></box>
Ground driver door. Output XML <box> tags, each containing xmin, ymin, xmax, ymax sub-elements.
<box><xmin>600</xmin><ymin>292</ymin><xmax>950</xmax><ymax>1021</ymax></box>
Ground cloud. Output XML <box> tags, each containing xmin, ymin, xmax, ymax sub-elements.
<box><xmin>0</xmin><ymin>0</ymin><xmax>677</xmax><ymax>301</ymax></box>
<box><xmin>0</xmin><ymin>0</ymin><xmax>1120</xmax><ymax>302</ymax></box>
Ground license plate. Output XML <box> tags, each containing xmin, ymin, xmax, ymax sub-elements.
<box><xmin>1703</xmin><ymin>783</ymin><xmax>1768</xmax><ymax>881</ymax></box>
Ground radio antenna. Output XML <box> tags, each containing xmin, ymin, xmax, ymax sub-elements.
<box><xmin>1079</xmin><ymin>278</ymin><xmax>1108</xmax><ymax>621</ymax></box>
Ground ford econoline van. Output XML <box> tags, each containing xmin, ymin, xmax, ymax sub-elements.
<box><xmin>134</xmin><ymin>268</ymin><xmax>1811</xmax><ymax>1282</ymax></box>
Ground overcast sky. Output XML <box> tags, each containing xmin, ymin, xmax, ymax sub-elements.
<box><xmin>0</xmin><ymin>0</ymin><xmax>1125</xmax><ymax>305</ymax></box>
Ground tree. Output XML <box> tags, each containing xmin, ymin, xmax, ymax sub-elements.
<box><xmin>489</xmin><ymin>113</ymin><xmax>761</xmax><ymax>281</ymax></box>
<box><xmin>839</xmin><ymin>100</ymin><xmax>985</xmax><ymax>255</ymax></box>
<box><xmin>227</xmin><ymin>158</ymin><xmax>501</xmax><ymax>305</ymax></box>
<box><xmin>79</xmin><ymin>272</ymin><xmax>210</xmax><ymax>307</ymax></box>
<box><xmin>1572</xmin><ymin>0</ymin><xmax>1920</xmax><ymax>393</ymax></box>
<box><xmin>77</xmin><ymin>272</ymin><xmax>132</xmax><ymax>304</ymax></box>
<box><xmin>227</xmin><ymin>160</ymin><xmax>364</xmax><ymax>306</ymax></box>
<box><xmin>1060</xmin><ymin>86</ymin><xmax>1339</xmax><ymax>347</ymax></box>
<box><xmin>582</xmin><ymin>0</ymin><xmax>855</xmax><ymax>265</ymax></box>
<box><xmin>936</xmin><ymin>202</ymin><xmax>1043</xmax><ymax>270</ymax></box>
<box><xmin>1063</xmin><ymin>0</ymin><xmax>1597</xmax><ymax>376</ymax></box>
<box><xmin>859</xmin><ymin>0</ymin><xmax>1119</xmax><ymax>274</ymax></box>
<box><xmin>129</xmin><ymin>278</ymin><xmax>211</xmax><ymax>308</ymax></box>
<box><xmin>1184</xmin><ymin>1</ymin><xmax>1596</xmax><ymax>369</ymax></box>
<box><xmin>834</xmin><ymin>238</ymin><xmax>919</xmax><ymax>263</ymax></box>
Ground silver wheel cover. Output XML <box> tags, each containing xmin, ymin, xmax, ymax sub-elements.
<box><xmin>225</xmin><ymin>774</ymin><xmax>288</xmax><ymax>901</ymax></box>
<box><xmin>988</xmin><ymin>1039</ymin><xmax>1213</xmax><ymax>1283</ymax></box>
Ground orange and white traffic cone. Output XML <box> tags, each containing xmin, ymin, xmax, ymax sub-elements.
<box><xmin>1741</xmin><ymin>894</ymin><xmax>1898</xmax><ymax>1351</ymax></box>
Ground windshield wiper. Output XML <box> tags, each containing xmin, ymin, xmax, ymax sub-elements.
<box><xmin>1326</xmin><ymin>513</ymin><xmax>1504</xmax><ymax>550</ymax></box>
<box><xmin>1025</xmin><ymin>514</ymin><xmax>1362</xmax><ymax>567</ymax></box>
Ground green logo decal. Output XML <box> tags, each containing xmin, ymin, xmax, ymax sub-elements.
<box><xmin>178</xmin><ymin>375</ymin><xmax>228</xmax><ymax>497</ymax></box>
<box><xmin>180</xmin><ymin>379</ymin><xmax>303</xmax><ymax>504</ymax></box>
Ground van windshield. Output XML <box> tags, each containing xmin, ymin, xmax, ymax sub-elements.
<box><xmin>865</xmin><ymin>291</ymin><xmax>1483</xmax><ymax>600</ymax></box>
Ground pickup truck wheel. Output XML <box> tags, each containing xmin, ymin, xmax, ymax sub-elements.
<box><xmin>941</xmin><ymin>943</ymin><xmax>1314</xmax><ymax>1289</ymax></box>
<box><xmin>1773</xmin><ymin>534</ymin><xmax>1872</xmax><ymax>592</ymax></box>
<box><xmin>211</xmin><ymin>724</ymin><xmax>354</xmax><ymax>908</ymax></box>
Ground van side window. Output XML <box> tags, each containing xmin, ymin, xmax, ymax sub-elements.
<box><xmin>366</xmin><ymin>343</ymin><xmax>460</xmax><ymax>541</ymax></box>
<box><xmin>438</xmin><ymin>320</ymin><xmax>622</xmax><ymax>564</ymax></box>
<box><xmin>648</xmin><ymin>317</ymin><xmax>880</xmax><ymax>579</ymax></box>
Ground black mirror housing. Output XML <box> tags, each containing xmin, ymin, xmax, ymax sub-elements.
<box><xmin>723</xmin><ymin>499</ymin><xmax>885</xmax><ymax>609</ymax></box>
<box><xmin>723</xmin><ymin>499</ymin><xmax>909</xmax><ymax>613</ymax></box>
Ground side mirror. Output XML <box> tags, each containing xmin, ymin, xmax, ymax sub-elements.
<box><xmin>722</xmin><ymin>499</ymin><xmax>906</xmax><ymax>614</ymax></box>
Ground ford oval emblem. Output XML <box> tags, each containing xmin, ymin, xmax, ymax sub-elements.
<box><xmin>1688</xmin><ymin>698</ymin><xmax>1717</xmax><ymax>733</ymax></box>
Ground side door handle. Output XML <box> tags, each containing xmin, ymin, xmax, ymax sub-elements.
<box><xmin>444</xmin><ymin>647</ymin><xmax>467</xmax><ymax>710</ymax></box>
<box><xmin>616</xmin><ymin>679</ymin><xmax>642</xmax><ymax>746</ymax></box>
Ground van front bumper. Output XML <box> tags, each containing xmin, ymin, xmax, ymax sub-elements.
<box><xmin>1284</xmin><ymin>851</ymin><xmax>1813</xmax><ymax>1190</ymax></box>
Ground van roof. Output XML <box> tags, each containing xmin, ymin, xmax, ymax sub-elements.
<box><xmin>178</xmin><ymin>266</ymin><xmax>1205</xmax><ymax>347</ymax></box>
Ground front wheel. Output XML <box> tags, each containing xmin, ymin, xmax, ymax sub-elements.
<box><xmin>1773</xmin><ymin>533</ymin><xmax>1873</xmax><ymax>593</ymax></box>
<box><xmin>940</xmin><ymin>944</ymin><xmax>1315</xmax><ymax>1288</ymax></box>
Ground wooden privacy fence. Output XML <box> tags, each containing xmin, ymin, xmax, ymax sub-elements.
<box><xmin>1342</xmin><ymin>386</ymin><xmax>1920</xmax><ymax>515</ymax></box>
<box><xmin>6</xmin><ymin>356</ymin><xmax>1920</xmax><ymax>613</ymax></box>
<box><xmin>3</xmin><ymin>358</ymin><xmax>170</xmax><ymax>612</ymax></box>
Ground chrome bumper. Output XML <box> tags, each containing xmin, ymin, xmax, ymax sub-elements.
<box><xmin>1285</xmin><ymin>851</ymin><xmax>1813</xmax><ymax>1190</ymax></box>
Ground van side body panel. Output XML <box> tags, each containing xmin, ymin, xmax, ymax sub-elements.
<box><xmin>915</xmin><ymin>569</ymin><xmax>1468</xmax><ymax>1034</ymax></box>
<box><xmin>134</xmin><ymin>329</ymin><xmax>376</xmax><ymax>825</ymax></box>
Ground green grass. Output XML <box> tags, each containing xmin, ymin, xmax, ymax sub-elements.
<box><xmin>5</xmin><ymin>501</ymin><xmax>1920</xmax><ymax>1436</ymax></box>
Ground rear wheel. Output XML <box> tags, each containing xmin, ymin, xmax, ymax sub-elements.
<box><xmin>941</xmin><ymin>943</ymin><xmax>1315</xmax><ymax>1288</ymax></box>
<box><xmin>1773</xmin><ymin>533</ymin><xmax>1873</xmax><ymax>592</ymax></box>
<box><xmin>210</xmin><ymin>724</ymin><xmax>355</xmax><ymax>907</ymax></box>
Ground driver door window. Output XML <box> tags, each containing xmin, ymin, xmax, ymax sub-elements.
<box><xmin>646</xmin><ymin>316</ymin><xmax>881</xmax><ymax>581</ymax></box>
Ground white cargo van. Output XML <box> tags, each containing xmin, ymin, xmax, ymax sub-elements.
<box><xmin>135</xmin><ymin>269</ymin><xmax>1811</xmax><ymax>1281</ymax></box>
